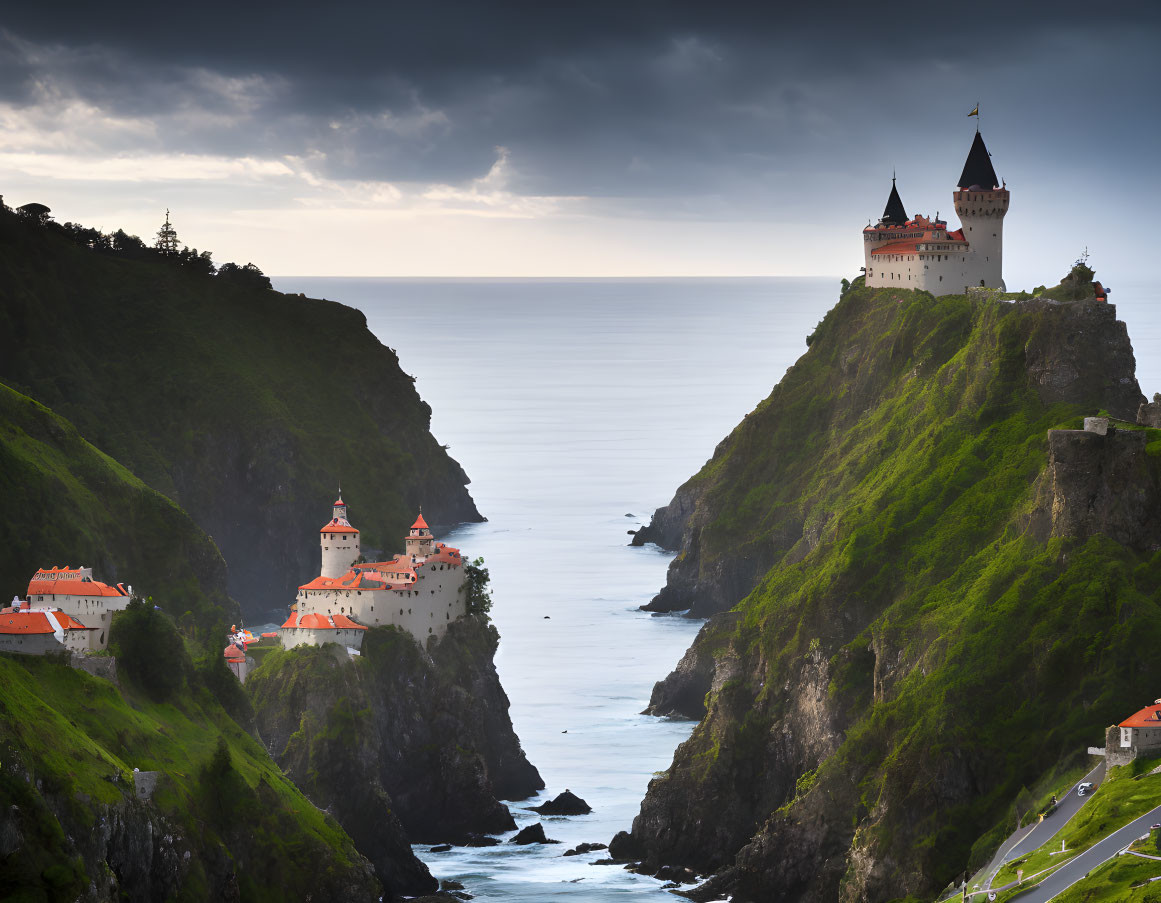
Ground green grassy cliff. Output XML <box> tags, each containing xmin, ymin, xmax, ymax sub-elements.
<box><xmin>0</xmin><ymin>208</ymin><xmax>480</xmax><ymax>617</ymax></box>
<box><xmin>614</xmin><ymin>282</ymin><xmax>1161</xmax><ymax>903</ymax></box>
<box><xmin>0</xmin><ymin>380</ymin><xmax>233</xmax><ymax>639</ymax></box>
<box><xmin>0</xmin><ymin>650</ymin><xmax>381</xmax><ymax>902</ymax></box>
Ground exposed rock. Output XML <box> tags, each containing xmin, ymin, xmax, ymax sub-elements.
<box><xmin>531</xmin><ymin>790</ymin><xmax>592</xmax><ymax>815</ymax></box>
<box><xmin>1138</xmin><ymin>393</ymin><xmax>1161</xmax><ymax>427</ymax></box>
<box><xmin>429</xmin><ymin>844</ymin><xmax>453</xmax><ymax>853</ymax></box>
<box><xmin>248</xmin><ymin>616</ymin><xmax>542</xmax><ymax>891</ymax></box>
<box><xmin>563</xmin><ymin>842</ymin><xmax>608</xmax><ymax>856</ymax></box>
<box><xmin>645</xmin><ymin>613</ymin><xmax>740</xmax><ymax>718</ymax></box>
<box><xmin>460</xmin><ymin>833</ymin><xmax>503</xmax><ymax>847</ymax></box>
<box><xmin>510</xmin><ymin>822</ymin><xmax>559</xmax><ymax>845</ymax></box>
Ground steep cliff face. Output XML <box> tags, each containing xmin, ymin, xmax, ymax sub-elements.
<box><xmin>0</xmin><ymin>654</ymin><xmax>380</xmax><ymax>902</ymax></box>
<box><xmin>616</xmin><ymin>286</ymin><xmax>1161</xmax><ymax>902</ymax></box>
<box><xmin>247</xmin><ymin>617</ymin><xmax>542</xmax><ymax>885</ymax></box>
<box><xmin>0</xmin><ymin>210</ymin><xmax>480</xmax><ymax>618</ymax></box>
<box><xmin>633</xmin><ymin>294</ymin><xmax>1144</xmax><ymax>619</ymax></box>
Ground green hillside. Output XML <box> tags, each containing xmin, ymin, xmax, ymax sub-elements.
<box><xmin>0</xmin><ymin>380</ymin><xmax>232</xmax><ymax>639</ymax></box>
<box><xmin>0</xmin><ymin>650</ymin><xmax>380</xmax><ymax>902</ymax></box>
<box><xmin>616</xmin><ymin>282</ymin><xmax>1161</xmax><ymax>902</ymax></box>
<box><xmin>0</xmin><ymin>207</ymin><xmax>480</xmax><ymax>617</ymax></box>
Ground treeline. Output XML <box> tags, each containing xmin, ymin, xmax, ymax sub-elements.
<box><xmin>0</xmin><ymin>199</ymin><xmax>272</xmax><ymax>290</ymax></box>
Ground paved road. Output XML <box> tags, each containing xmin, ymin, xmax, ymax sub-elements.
<box><xmin>966</xmin><ymin>760</ymin><xmax>1107</xmax><ymax>894</ymax></box>
<box><xmin>1004</xmin><ymin>761</ymin><xmax>1107</xmax><ymax>864</ymax></box>
<box><xmin>1010</xmin><ymin>802</ymin><xmax>1161</xmax><ymax>902</ymax></box>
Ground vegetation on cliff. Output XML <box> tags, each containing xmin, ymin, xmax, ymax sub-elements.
<box><xmin>247</xmin><ymin>616</ymin><xmax>543</xmax><ymax>891</ymax></box>
<box><xmin>0</xmin><ymin>381</ymin><xmax>234</xmax><ymax>643</ymax></box>
<box><xmin>0</xmin><ymin>652</ymin><xmax>380</xmax><ymax>902</ymax></box>
<box><xmin>620</xmin><ymin>282</ymin><xmax>1161</xmax><ymax>902</ymax></box>
<box><xmin>0</xmin><ymin>206</ymin><xmax>480</xmax><ymax>616</ymax></box>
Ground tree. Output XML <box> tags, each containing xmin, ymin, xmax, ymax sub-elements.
<box><xmin>109</xmin><ymin>597</ymin><xmax>192</xmax><ymax>702</ymax></box>
<box><xmin>217</xmin><ymin>261</ymin><xmax>272</xmax><ymax>290</ymax></box>
<box><xmin>464</xmin><ymin>557</ymin><xmax>493</xmax><ymax>618</ymax></box>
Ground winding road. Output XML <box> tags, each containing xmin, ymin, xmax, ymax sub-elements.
<box><xmin>1010</xmin><ymin>802</ymin><xmax>1161</xmax><ymax>902</ymax></box>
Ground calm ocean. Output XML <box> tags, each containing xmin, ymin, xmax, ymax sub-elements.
<box><xmin>273</xmin><ymin>276</ymin><xmax>1155</xmax><ymax>901</ymax></box>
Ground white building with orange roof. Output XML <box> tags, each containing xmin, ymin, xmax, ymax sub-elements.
<box><xmin>1106</xmin><ymin>700</ymin><xmax>1161</xmax><ymax>766</ymax></box>
<box><xmin>25</xmin><ymin>566</ymin><xmax>132</xmax><ymax>650</ymax></box>
<box><xmin>282</xmin><ymin>500</ymin><xmax>468</xmax><ymax>650</ymax></box>
<box><xmin>0</xmin><ymin>598</ymin><xmax>99</xmax><ymax>655</ymax></box>
<box><xmin>863</xmin><ymin>130</ymin><xmax>1009</xmax><ymax>296</ymax></box>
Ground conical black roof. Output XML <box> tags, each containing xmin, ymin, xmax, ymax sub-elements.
<box><xmin>957</xmin><ymin>131</ymin><xmax>999</xmax><ymax>190</ymax></box>
<box><xmin>881</xmin><ymin>178</ymin><xmax>907</xmax><ymax>225</ymax></box>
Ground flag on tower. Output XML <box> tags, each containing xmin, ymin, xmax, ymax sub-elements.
<box><xmin>968</xmin><ymin>104</ymin><xmax>979</xmax><ymax>117</ymax></box>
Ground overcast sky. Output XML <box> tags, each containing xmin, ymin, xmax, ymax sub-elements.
<box><xmin>0</xmin><ymin>2</ymin><xmax>1157</xmax><ymax>282</ymax></box>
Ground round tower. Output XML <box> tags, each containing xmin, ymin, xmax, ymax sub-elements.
<box><xmin>404</xmin><ymin>510</ymin><xmax>435</xmax><ymax>560</ymax></box>
<box><xmin>319</xmin><ymin>496</ymin><xmax>360</xmax><ymax>578</ymax></box>
<box><xmin>952</xmin><ymin>131</ymin><xmax>1009</xmax><ymax>289</ymax></box>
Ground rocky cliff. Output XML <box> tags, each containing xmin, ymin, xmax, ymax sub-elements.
<box><xmin>247</xmin><ymin>617</ymin><xmax>543</xmax><ymax>890</ymax></box>
<box><xmin>0</xmin><ymin>208</ymin><xmax>481</xmax><ymax>618</ymax></box>
<box><xmin>614</xmin><ymin>284</ymin><xmax>1161</xmax><ymax>902</ymax></box>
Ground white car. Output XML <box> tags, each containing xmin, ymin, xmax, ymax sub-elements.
<box><xmin>1078</xmin><ymin>782</ymin><xmax>1094</xmax><ymax>796</ymax></box>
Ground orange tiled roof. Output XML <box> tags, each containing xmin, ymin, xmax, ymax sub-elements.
<box><xmin>280</xmin><ymin>612</ymin><xmax>298</xmax><ymax>629</ymax></box>
<box><xmin>1120</xmin><ymin>704</ymin><xmax>1161</xmax><ymax>728</ymax></box>
<box><xmin>292</xmin><ymin>612</ymin><xmax>367</xmax><ymax>631</ymax></box>
<box><xmin>0</xmin><ymin>611</ymin><xmax>56</xmax><ymax>634</ymax></box>
<box><xmin>330</xmin><ymin>614</ymin><xmax>367</xmax><ymax>630</ymax></box>
<box><xmin>223</xmin><ymin>644</ymin><xmax>245</xmax><ymax>662</ymax></box>
<box><xmin>27</xmin><ymin>569</ymin><xmax>127</xmax><ymax>598</ymax></box>
<box><xmin>411</xmin><ymin>512</ymin><xmax>429</xmax><ymax>530</ymax></box>
<box><xmin>320</xmin><ymin>518</ymin><xmax>359</xmax><ymax>535</ymax></box>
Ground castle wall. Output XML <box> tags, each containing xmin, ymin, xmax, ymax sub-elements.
<box><xmin>279</xmin><ymin>625</ymin><xmax>366</xmax><ymax>651</ymax></box>
<box><xmin>297</xmin><ymin>562</ymin><xmax>467</xmax><ymax>642</ymax></box>
<box><xmin>321</xmin><ymin>532</ymin><xmax>360</xmax><ymax>579</ymax></box>
<box><xmin>0</xmin><ymin>632</ymin><xmax>63</xmax><ymax>655</ymax></box>
<box><xmin>26</xmin><ymin>594</ymin><xmax>127</xmax><ymax>650</ymax></box>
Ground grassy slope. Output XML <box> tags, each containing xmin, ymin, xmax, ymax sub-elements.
<box><xmin>0</xmin><ymin>653</ymin><xmax>377</xmax><ymax>902</ymax></box>
<box><xmin>642</xmin><ymin>284</ymin><xmax>1161</xmax><ymax>899</ymax></box>
<box><xmin>0</xmin><ymin>380</ymin><xmax>233</xmax><ymax>638</ymax></box>
<box><xmin>0</xmin><ymin>209</ymin><xmax>479</xmax><ymax>614</ymax></box>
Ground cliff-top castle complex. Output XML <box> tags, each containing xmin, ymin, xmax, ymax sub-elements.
<box><xmin>278</xmin><ymin>497</ymin><xmax>469</xmax><ymax>654</ymax></box>
<box><xmin>864</xmin><ymin>130</ymin><xmax>1008</xmax><ymax>296</ymax></box>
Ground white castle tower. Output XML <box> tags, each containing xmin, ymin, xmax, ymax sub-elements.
<box><xmin>953</xmin><ymin>130</ymin><xmax>1009</xmax><ymax>290</ymax></box>
<box><xmin>319</xmin><ymin>495</ymin><xmax>360</xmax><ymax>578</ymax></box>
<box><xmin>404</xmin><ymin>510</ymin><xmax>435</xmax><ymax>560</ymax></box>
<box><xmin>863</xmin><ymin>129</ymin><xmax>1009</xmax><ymax>296</ymax></box>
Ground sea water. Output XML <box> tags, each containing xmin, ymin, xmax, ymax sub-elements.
<box><xmin>272</xmin><ymin>277</ymin><xmax>1155</xmax><ymax>900</ymax></box>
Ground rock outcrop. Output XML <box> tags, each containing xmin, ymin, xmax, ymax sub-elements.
<box><xmin>248</xmin><ymin>616</ymin><xmax>543</xmax><ymax>888</ymax></box>
<box><xmin>618</xmin><ymin>286</ymin><xmax>1161</xmax><ymax>902</ymax></box>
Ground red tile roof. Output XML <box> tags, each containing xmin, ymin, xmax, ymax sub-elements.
<box><xmin>319</xmin><ymin>518</ymin><xmax>360</xmax><ymax>535</ymax></box>
<box><xmin>288</xmin><ymin>612</ymin><xmax>368</xmax><ymax>631</ymax></box>
<box><xmin>411</xmin><ymin>512</ymin><xmax>429</xmax><ymax>530</ymax></box>
<box><xmin>280</xmin><ymin>612</ymin><xmax>298</xmax><ymax>629</ymax></box>
<box><xmin>870</xmin><ymin>241</ymin><xmax>922</xmax><ymax>256</ymax></box>
<box><xmin>0</xmin><ymin>611</ymin><xmax>56</xmax><ymax>635</ymax></box>
<box><xmin>330</xmin><ymin>614</ymin><xmax>367</xmax><ymax>630</ymax></box>
<box><xmin>1120</xmin><ymin>704</ymin><xmax>1161</xmax><ymax>728</ymax></box>
<box><xmin>333</xmin><ymin>497</ymin><xmax>346</xmax><ymax>506</ymax></box>
<box><xmin>27</xmin><ymin>569</ymin><xmax>127</xmax><ymax>598</ymax></box>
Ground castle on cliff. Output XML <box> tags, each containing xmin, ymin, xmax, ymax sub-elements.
<box><xmin>278</xmin><ymin>497</ymin><xmax>468</xmax><ymax>653</ymax></box>
<box><xmin>863</xmin><ymin>130</ymin><xmax>1008</xmax><ymax>296</ymax></box>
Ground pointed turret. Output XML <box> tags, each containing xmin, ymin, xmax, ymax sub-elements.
<box><xmin>405</xmin><ymin>508</ymin><xmax>435</xmax><ymax>559</ymax></box>
<box><xmin>957</xmin><ymin>132</ymin><xmax>999</xmax><ymax>191</ymax></box>
<box><xmin>881</xmin><ymin>178</ymin><xmax>908</xmax><ymax>226</ymax></box>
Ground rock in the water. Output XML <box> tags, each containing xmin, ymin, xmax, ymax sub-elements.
<box><xmin>428</xmin><ymin>844</ymin><xmax>452</xmax><ymax>853</ymax></box>
<box><xmin>531</xmin><ymin>790</ymin><xmax>592</xmax><ymax>815</ymax></box>
<box><xmin>563</xmin><ymin>842</ymin><xmax>608</xmax><ymax>856</ymax></box>
<box><xmin>510</xmin><ymin>822</ymin><xmax>560</xmax><ymax>845</ymax></box>
<box><xmin>461</xmin><ymin>834</ymin><xmax>502</xmax><ymax>847</ymax></box>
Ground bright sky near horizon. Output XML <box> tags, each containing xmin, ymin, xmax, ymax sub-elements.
<box><xmin>0</xmin><ymin>2</ymin><xmax>1158</xmax><ymax>285</ymax></box>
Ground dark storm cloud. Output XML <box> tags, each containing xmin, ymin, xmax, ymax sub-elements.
<box><xmin>0</xmin><ymin>1</ymin><xmax>1157</xmax><ymax>205</ymax></box>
